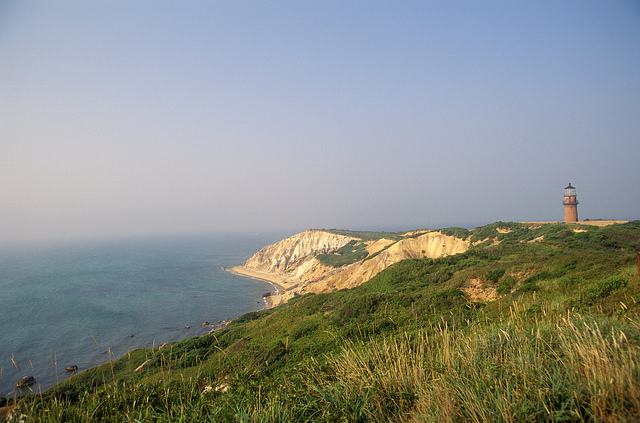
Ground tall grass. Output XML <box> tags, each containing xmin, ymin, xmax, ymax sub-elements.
<box><xmin>14</xmin><ymin>312</ymin><xmax>640</xmax><ymax>422</ymax></box>
<box><xmin>294</xmin><ymin>310</ymin><xmax>640</xmax><ymax>422</ymax></box>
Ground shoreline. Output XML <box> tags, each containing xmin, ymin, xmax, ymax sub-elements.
<box><xmin>224</xmin><ymin>266</ymin><xmax>287</xmax><ymax>309</ymax></box>
<box><xmin>8</xmin><ymin>269</ymin><xmax>286</xmax><ymax>396</ymax></box>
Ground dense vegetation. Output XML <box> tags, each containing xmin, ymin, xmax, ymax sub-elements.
<box><xmin>316</xmin><ymin>239</ymin><xmax>369</xmax><ymax>267</ymax></box>
<box><xmin>320</xmin><ymin>229</ymin><xmax>405</xmax><ymax>242</ymax></box>
<box><xmin>316</xmin><ymin>229</ymin><xmax>406</xmax><ymax>267</ymax></box>
<box><xmin>3</xmin><ymin>221</ymin><xmax>640</xmax><ymax>422</ymax></box>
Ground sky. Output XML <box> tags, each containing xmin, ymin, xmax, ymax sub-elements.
<box><xmin>1</xmin><ymin>1</ymin><xmax>639</xmax><ymax>244</ymax></box>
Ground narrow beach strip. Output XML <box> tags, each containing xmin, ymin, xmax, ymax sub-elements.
<box><xmin>224</xmin><ymin>266</ymin><xmax>288</xmax><ymax>308</ymax></box>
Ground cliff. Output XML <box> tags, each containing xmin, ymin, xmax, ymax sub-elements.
<box><xmin>231</xmin><ymin>229</ymin><xmax>471</xmax><ymax>306</ymax></box>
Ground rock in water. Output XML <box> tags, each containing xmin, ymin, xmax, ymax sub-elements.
<box><xmin>65</xmin><ymin>365</ymin><xmax>78</xmax><ymax>372</ymax></box>
<box><xmin>16</xmin><ymin>376</ymin><xmax>36</xmax><ymax>388</ymax></box>
<box><xmin>262</xmin><ymin>291</ymin><xmax>271</xmax><ymax>298</ymax></box>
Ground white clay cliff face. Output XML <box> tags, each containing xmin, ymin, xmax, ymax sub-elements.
<box><xmin>234</xmin><ymin>230</ymin><xmax>471</xmax><ymax>306</ymax></box>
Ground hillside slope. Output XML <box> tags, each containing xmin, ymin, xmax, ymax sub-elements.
<box><xmin>232</xmin><ymin>229</ymin><xmax>471</xmax><ymax>305</ymax></box>
<box><xmin>6</xmin><ymin>221</ymin><xmax>640</xmax><ymax>422</ymax></box>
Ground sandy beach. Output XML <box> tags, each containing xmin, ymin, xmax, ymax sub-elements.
<box><xmin>226</xmin><ymin>266</ymin><xmax>289</xmax><ymax>308</ymax></box>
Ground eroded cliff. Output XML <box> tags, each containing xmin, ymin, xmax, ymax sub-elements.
<box><xmin>232</xmin><ymin>229</ymin><xmax>471</xmax><ymax>306</ymax></box>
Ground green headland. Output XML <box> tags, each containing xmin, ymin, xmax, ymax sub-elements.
<box><xmin>2</xmin><ymin>220</ymin><xmax>640</xmax><ymax>422</ymax></box>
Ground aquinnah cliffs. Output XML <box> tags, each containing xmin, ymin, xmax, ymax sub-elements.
<box><xmin>232</xmin><ymin>184</ymin><xmax>627</xmax><ymax>307</ymax></box>
<box><xmin>232</xmin><ymin>229</ymin><xmax>480</xmax><ymax>305</ymax></box>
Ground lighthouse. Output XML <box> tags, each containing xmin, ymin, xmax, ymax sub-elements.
<box><xmin>563</xmin><ymin>183</ymin><xmax>579</xmax><ymax>222</ymax></box>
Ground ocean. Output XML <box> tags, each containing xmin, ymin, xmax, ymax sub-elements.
<box><xmin>0</xmin><ymin>232</ymin><xmax>287</xmax><ymax>397</ymax></box>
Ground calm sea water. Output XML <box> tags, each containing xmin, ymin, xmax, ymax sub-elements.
<box><xmin>0</xmin><ymin>232</ymin><xmax>286</xmax><ymax>397</ymax></box>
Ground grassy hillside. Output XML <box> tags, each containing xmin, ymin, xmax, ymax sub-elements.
<box><xmin>4</xmin><ymin>221</ymin><xmax>640</xmax><ymax>422</ymax></box>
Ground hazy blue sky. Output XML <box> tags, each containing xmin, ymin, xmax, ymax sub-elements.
<box><xmin>1</xmin><ymin>1</ymin><xmax>639</xmax><ymax>243</ymax></box>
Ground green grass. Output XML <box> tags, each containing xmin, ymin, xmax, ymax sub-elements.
<box><xmin>316</xmin><ymin>239</ymin><xmax>369</xmax><ymax>267</ymax></box>
<box><xmin>6</xmin><ymin>221</ymin><xmax>640</xmax><ymax>422</ymax></box>
<box><xmin>316</xmin><ymin>229</ymin><xmax>410</xmax><ymax>268</ymax></box>
<box><xmin>319</xmin><ymin>229</ymin><xmax>405</xmax><ymax>241</ymax></box>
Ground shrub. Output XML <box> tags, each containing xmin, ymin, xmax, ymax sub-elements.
<box><xmin>254</xmin><ymin>340</ymin><xmax>287</xmax><ymax>367</ymax></box>
<box><xmin>291</xmin><ymin>319</ymin><xmax>320</xmax><ymax>340</ymax></box>
<box><xmin>485</xmin><ymin>268</ymin><xmax>505</xmax><ymax>283</ymax></box>
<box><xmin>429</xmin><ymin>288</ymin><xmax>465</xmax><ymax>309</ymax></box>
<box><xmin>334</xmin><ymin>293</ymin><xmax>388</xmax><ymax>322</ymax></box>
<box><xmin>496</xmin><ymin>276</ymin><xmax>516</xmax><ymax>295</ymax></box>
<box><xmin>518</xmin><ymin>281</ymin><xmax>538</xmax><ymax>293</ymax></box>
<box><xmin>233</xmin><ymin>311</ymin><xmax>262</xmax><ymax>325</ymax></box>
<box><xmin>441</xmin><ymin>227</ymin><xmax>472</xmax><ymax>239</ymax></box>
<box><xmin>584</xmin><ymin>275</ymin><xmax>628</xmax><ymax>302</ymax></box>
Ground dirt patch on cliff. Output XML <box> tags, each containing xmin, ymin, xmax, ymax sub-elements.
<box><xmin>460</xmin><ymin>278</ymin><xmax>499</xmax><ymax>302</ymax></box>
<box><xmin>365</xmin><ymin>238</ymin><xmax>395</xmax><ymax>255</ymax></box>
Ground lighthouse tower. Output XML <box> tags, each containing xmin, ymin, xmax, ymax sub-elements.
<box><xmin>563</xmin><ymin>183</ymin><xmax>579</xmax><ymax>222</ymax></box>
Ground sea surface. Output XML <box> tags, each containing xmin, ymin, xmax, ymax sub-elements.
<box><xmin>0</xmin><ymin>232</ymin><xmax>287</xmax><ymax>397</ymax></box>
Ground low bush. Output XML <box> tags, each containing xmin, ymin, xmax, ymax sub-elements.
<box><xmin>583</xmin><ymin>275</ymin><xmax>628</xmax><ymax>302</ymax></box>
<box><xmin>496</xmin><ymin>276</ymin><xmax>516</xmax><ymax>295</ymax></box>
<box><xmin>485</xmin><ymin>268</ymin><xmax>505</xmax><ymax>283</ymax></box>
<box><xmin>440</xmin><ymin>227</ymin><xmax>472</xmax><ymax>239</ymax></box>
<box><xmin>291</xmin><ymin>319</ymin><xmax>320</xmax><ymax>340</ymax></box>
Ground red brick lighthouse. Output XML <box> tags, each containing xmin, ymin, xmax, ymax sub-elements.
<box><xmin>563</xmin><ymin>183</ymin><xmax>579</xmax><ymax>222</ymax></box>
